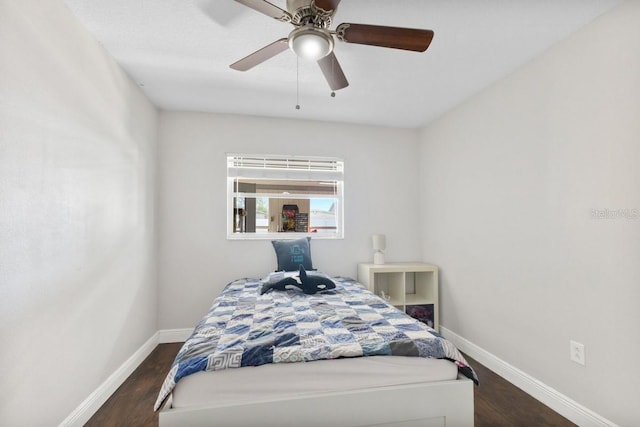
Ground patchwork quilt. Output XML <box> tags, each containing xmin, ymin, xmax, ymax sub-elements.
<box><xmin>155</xmin><ymin>276</ymin><xmax>478</xmax><ymax>410</ymax></box>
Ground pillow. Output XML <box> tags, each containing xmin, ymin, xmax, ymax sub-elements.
<box><xmin>271</xmin><ymin>237</ymin><xmax>313</xmax><ymax>272</ymax></box>
<box><xmin>298</xmin><ymin>265</ymin><xmax>336</xmax><ymax>295</ymax></box>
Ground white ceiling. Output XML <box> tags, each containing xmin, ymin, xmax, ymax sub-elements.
<box><xmin>64</xmin><ymin>0</ymin><xmax>621</xmax><ymax>128</ymax></box>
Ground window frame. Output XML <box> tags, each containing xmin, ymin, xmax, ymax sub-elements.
<box><xmin>226</xmin><ymin>154</ymin><xmax>344</xmax><ymax>240</ymax></box>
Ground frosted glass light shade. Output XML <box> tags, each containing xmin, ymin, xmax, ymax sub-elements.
<box><xmin>289</xmin><ymin>28</ymin><xmax>333</xmax><ymax>61</ymax></box>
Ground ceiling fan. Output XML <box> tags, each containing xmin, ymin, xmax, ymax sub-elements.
<box><xmin>229</xmin><ymin>0</ymin><xmax>434</xmax><ymax>91</ymax></box>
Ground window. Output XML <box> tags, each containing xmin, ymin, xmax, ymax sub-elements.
<box><xmin>227</xmin><ymin>154</ymin><xmax>344</xmax><ymax>239</ymax></box>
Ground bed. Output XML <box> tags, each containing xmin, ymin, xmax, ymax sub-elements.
<box><xmin>156</xmin><ymin>239</ymin><xmax>477</xmax><ymax>426</ymax></box>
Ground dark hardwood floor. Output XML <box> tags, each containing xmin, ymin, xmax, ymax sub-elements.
<box><xmin>86</xmin><ymin>343</ymin><xmax>576</xmax><ymax>426</ymax></box>
<box><xmin>85</xmin><ymin>343</ymin><xmax>183</xmax><ymax>427</ymax></box>
<box><xmin>465</xmin><ymin>354</ymin><xmax>575</xmax><ymax>427</ymax></box>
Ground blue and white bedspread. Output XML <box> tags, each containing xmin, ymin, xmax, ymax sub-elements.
<box><xmin>155</xmin><ymin>276</ymin><xmax>478</xmax><ymax>410</ymax></box>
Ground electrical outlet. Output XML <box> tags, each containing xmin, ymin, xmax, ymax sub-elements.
<box><xmin>570</xmin><ymin>340</ymin><xmax>586</xmax><ymax>366</ymax></box>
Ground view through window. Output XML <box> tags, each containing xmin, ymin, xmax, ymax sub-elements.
<box><xmin>227</xmin><ymin>155</ymin><xmax>344</xmax><ymax>239</ymax></box>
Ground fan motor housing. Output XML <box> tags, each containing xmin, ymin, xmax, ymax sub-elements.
<box><xmin>287</xmin><ymin>0</ymin><xmax>333</xmax><ymax>28</ymax></box>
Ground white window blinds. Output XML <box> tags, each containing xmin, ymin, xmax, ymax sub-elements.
<box><xmin>227</xmin><ymin>155</ymin><xmax>344</xmax><ymax>182</ymax></box>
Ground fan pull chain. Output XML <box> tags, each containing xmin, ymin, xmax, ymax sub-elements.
<box><xmin>331</xmin><ymin>55</ymin><xmax>336</xmax><ymax>98</ymax></box>
<box><xmin>295</xmin><ymin>56</ymin><xmax>301</xmax><ymax>110</ymax></box>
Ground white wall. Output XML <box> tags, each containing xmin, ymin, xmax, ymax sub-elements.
<box><xmin>0</xmin><ymin>1</ymin><xmax>158</xmax><ymax>425</ymax></box>
<box><xmin>157</xmin><ymin>112</ymin><xmax>422</xmax><ymax>328</ymax></box>
<box><xmin>7</xmin><ymin>0</ymin><xmax>635</xmax><ymax>424</ymax></box>
<box><xmin>418</xmin><ymin>2</ymin><xmax>639</xmax><ymax>425</ymax></box>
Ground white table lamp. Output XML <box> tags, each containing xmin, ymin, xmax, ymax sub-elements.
<box><xmin>372</xmin><ymin>234</ymin><xmax>386</xmax><ymax>265</ymax></box>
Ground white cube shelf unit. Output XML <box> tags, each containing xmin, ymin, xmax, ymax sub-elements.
<box><xmin>357</xmin><ymin>262</ymin><xmax>439</xmax><ymax>331</ymax></box>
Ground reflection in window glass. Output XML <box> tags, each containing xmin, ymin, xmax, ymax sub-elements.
<box><xmin>310</xmin><ymin>198</ymin><xmax>337</xmax><ymax>233</ymax></box>
<box><xmin>255</xmin><ymin>197</ymin><xmax>269</xmax><ymax>233</ymax></box>
<box><xmin>227</xmin><ymin>155</ymin><xmax>344</xmax><ymax>239</ymax></box>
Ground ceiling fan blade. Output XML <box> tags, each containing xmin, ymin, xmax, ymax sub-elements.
<box><xmin>230</xmin><ymin>38</ymin><xmax>289</xmax><ymax>71</ymax></box>
<box><xmin>336</xmin><ymin>23</ymin><xmax>434</xmax><ymax>52</ymax></box>
<box><xmin>313</xmin><ymin>0</ymin><xmax>341</xmax><ymax>13</ymax></box>
<box><xmin>233</xmin><ymin>0</ymin><xmax>291</xmax><ymax>21</ymax></box>
<box><xmin>318</xmin><ymin>52</ymin><xmax>349</xmax><ymax>91</ymax></box>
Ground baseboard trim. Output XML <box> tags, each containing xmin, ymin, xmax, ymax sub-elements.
<box><xmin>440</xmin><ymin>326</ymin><xmax>618</xmax><ymax>427</ymax></box>
<box><xmin>158</xmin><ymin>328</ymin><xmax>192</xmax><ymax>343</ymax></box>
<box><xmin>64</xmin><ymin>327</ymin><xmax>618</xmax><ymax>427</ymax></box>
<box><xmin>60</xmin><ymin>329</ymin><xmax>191</xmax><ymax>426</ymax></box>
<box><xmin>59</xmin><ymin>332</ymin><xmax>159</xmax><ymax>427</ymax></box>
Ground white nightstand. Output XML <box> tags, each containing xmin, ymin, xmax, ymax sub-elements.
<box><xmin>357</xmin><ymin>262</ymin><xmax>439</xmax><ymax>331</ymax></box>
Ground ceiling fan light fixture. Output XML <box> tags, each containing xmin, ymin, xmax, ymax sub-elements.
<box><xmin>289</xmin><ymin>27</ymin><xmax>333</xmax><ymax>61</ymax></box>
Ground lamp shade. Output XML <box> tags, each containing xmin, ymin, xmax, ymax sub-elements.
<box><xmin>372</xmin><ymin>234</ymin><xmax>386</xmax><ymax>251</ymax></box>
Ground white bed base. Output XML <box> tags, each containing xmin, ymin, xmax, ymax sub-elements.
<box><xmin>160</xmin><ymin>375</ymin><xmax>474</xmax><ymax>427</ymax></box>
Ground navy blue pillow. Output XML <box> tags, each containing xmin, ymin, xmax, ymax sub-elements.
<box><xmin>271</xmin><ymin>237</ymin><xmax>313</xmax><ymax>272</ymax></box>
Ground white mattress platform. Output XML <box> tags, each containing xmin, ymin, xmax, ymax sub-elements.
<box><xmin>161</xmin><ymin>356</ymin><xmax>474</xmax><ymax>426</ymax></box>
